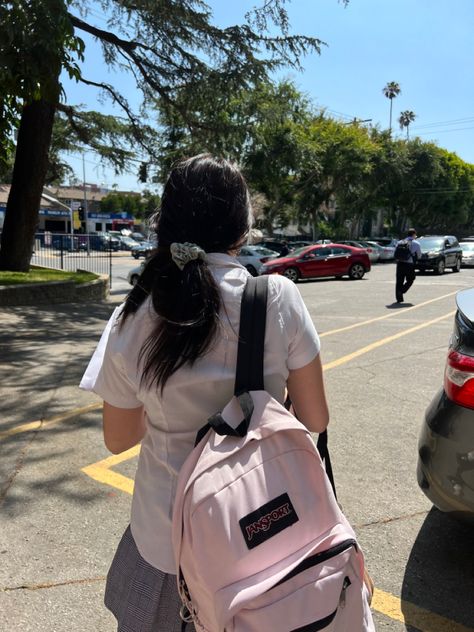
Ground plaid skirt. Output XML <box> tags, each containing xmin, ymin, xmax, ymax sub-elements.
<box><xmin>105</xmin><ymin>525</ymin><xmax>195</xmax><ymax>632</ymax></box>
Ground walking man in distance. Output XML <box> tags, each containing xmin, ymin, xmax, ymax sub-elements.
<box><xmin>395</xmin><ymin>228</ymin><xmax>422</xmax><ymax>303</ymax></box>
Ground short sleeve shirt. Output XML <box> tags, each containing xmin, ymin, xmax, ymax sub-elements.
<box><xmin>88</xmin><ymin>253</ymin><xmax>320</xmax><ymax>572</ymax></box>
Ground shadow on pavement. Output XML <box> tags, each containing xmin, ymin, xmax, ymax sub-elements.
<box><xmin>386</xmin><ymin>302</ymin><xmax>414</xmax><ymax>309</ymax></box>
<box><xmin>0</xmin><ymin>301</ymin><xmax>115</xmax><ymax>428</ymax></box>
<box><xmin>401</xmin><ymin>506</ymin><xmax>474</xmax><ymax>630</ymax></box>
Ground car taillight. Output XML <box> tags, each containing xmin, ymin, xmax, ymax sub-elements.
<box><xmin>260</xmin><ymin>257</ymin><xmax>271</xmax><ymax>263</ymax></box>
<box><xmin>444</xmin><ymin>349</ymin><xmax>474</xmax><ymax>409</ymax></box>
<box><xmin>366</xmin><ymin>248</ymin><xmax>373</xmax><ymax>253</ymax></box>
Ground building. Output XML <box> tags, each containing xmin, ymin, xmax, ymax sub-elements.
<box><xmin>0</xmin><ymin>185</ymin><xmax>71</xmax><ymax>232</ymax></box>
<box><xmin>0</xmin><ymin>184</ymin><xmax>138</xmax><ymax>234</ymax></box>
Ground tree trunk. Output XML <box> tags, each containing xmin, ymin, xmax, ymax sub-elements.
<box><xmin>0</xmin><ymin>95</ymin><xmax>57</xmax><ymax>271</ymax></box>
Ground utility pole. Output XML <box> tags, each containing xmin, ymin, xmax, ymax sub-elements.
<box><xmin>82</xmin><ymin>154</ymin><xmax>90</xmax><ymax>254</ymax></box>
<box><xmin>343</xmin><ymin>118</ymin><xmax>372</xmax><ymax>126</ymax></box>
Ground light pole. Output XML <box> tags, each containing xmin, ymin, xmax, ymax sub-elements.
<box><xmin>82</xmin><ymin>154</ymin><xmax>90</xmax><ymax>254</ymax></box>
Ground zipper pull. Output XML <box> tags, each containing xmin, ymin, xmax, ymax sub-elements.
<box><xmin>339</xmin><ymin>576</ymin><xmax>352</xmax><ymax>608</ymax></box>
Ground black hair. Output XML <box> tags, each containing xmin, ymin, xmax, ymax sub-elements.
<box><xmin>121</xmin><ymin>154</ymin><xmax>252</xmax><ymax>391</ymax></box>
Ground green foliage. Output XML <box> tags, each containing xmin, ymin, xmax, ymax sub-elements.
<box><xmin>0</xmin><ymin>0</ymin><xmax>84</xmax><ymax>165</ymax></box>
<box><xmin>99</xmin><ymin>190</ymin><xmax>160</xmax><ymax>220</ymax></box>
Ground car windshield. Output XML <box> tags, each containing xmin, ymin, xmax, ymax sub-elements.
<box><xmin>461</xmin><ymin>243</ymin><xmax>474</xmax><ymax>252</ymax></box>
<box><xmin>250</xmin><ymin>246</ymin><xmax>277</xmax><ymax>255</ymax></box>
<box><xmin>419</xmin><ymin>237</ymin><xmax>444</xmax><ymax>250</ymax></box>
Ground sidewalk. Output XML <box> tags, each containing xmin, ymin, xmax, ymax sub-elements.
<box><xmin>0</xmin><ymin>297</ymin><xmax>128</xmax><ymax>632</ymax></box>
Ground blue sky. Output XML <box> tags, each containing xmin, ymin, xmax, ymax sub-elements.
<box><xmin>62</xmin><ymin>0</ymin><xmax>474</xmax><ymax>192</ymax></box>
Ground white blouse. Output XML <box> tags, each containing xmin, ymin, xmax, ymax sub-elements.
<box><xmin>82</xmin><ymin>253</ymin><xmax>320</xmax><ymax>572</ymax></box>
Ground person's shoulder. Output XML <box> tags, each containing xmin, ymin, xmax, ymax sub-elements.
<box><xmin>267</xmin><ymin>273</ymin><xmax>298</xmax><ymax>296</ymax></box>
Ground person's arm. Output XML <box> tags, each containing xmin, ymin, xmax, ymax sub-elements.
<box><xmin>102</xmin><ymin>401</ymin><xmax>146</xmax><ymax>454</ymax></box>
<box><xmin>287</xmin><ymin>354</ymin><xmax>329</xmax><ymax>434</ymax></box>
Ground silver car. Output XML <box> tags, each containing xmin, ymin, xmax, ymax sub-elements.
<box><xmin>127</xmin><ymin>261</ymin><xmax>145</xmax><ymax>285</ymax></box>
<box><xmin>460</xmin><ymin>242</ymin><xmax>474</xmax><ymax>267</ymax></box>
<box><xmin>237</xmin><ymin>245</ymin><xmax>279</xmax><ymax>276</ymax></box>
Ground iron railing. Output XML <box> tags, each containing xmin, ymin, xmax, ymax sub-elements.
<box><xmin>32</xmin><ymin>233</ymin><xmax>113</xmax><ymax>287</ymax></box>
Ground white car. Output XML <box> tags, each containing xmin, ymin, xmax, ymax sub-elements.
<box><xmin>237</xmin><ymin>245</ymin><xmax>279</xmax><ymax>276</ymax></box>
<box><xmin>127</xmin><ymin>262</ymin><xmax>144</xmax><ymax>285</ymax></box>
<box><xmin>460</xmin><ymin>242</ymin><xmax>474</xmax><ymax>267</ymax></box>
<box><xmin>366</xmin><ymin>240</ymin><xmax>395</xmax><ymax>261</ymax></box>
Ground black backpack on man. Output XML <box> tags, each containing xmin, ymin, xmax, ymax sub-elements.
<box><xmin>394</xmin><ymin>240</ymin><xmax>413</xmax><ymax>263</ymax></box>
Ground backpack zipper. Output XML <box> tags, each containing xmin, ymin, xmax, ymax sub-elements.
<box><xmin>270</xmin><ymin>539</ymin><xmax>357</xmax><ymax>590</ymax></box>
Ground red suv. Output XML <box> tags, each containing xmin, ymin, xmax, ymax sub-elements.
<box><xmin>260</xmin><ymin>244</ymin><xmax>371</xmax><ymax>282</ymax></box>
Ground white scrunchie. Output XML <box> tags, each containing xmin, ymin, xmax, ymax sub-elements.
<box><xmin>170</xmin><ymin>242</ymin><xmax>206</xmax><ymax>270</ymax></box>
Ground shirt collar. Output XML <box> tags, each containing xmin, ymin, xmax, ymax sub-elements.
<box><xmin>205</xmin><ymin>252</ymin><xmax>244</xmax><ymax>269</ymax></box>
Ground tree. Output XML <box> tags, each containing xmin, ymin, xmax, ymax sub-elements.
<box><xmin>0</xmin><ymin>0</ymin><xmax>325</xmax><ymax>271</ymax></box>
<box><xmin>398</xmin><ymin>110</ymin><xmax>416</xmax><ymax>140</ymax></box>
<box><xmin>294</xmin><ymin>116</ymin><xmax>375</xmax><ymax>237</ymax></box>
<box><xmin>0</xmin><ymin>0</ymin><xmax>84</xmax><ymax>271</ymax></box>
<box><xmin>382</xmin><ymin>81</ymin><xmax>401</xmax><ymax>134</ymax></box>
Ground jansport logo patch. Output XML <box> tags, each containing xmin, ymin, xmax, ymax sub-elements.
<box><xmin>239</xmin><ymin>493</ymin><xmax>299</xmax><ymax>549</ymax></box>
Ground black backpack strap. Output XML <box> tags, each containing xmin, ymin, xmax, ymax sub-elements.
<box><xmin>196</xmin><ymin>276</ymin><xmax>269</xmax><ymax>443</ymax></box>
<box><xmin>284</xmin><ymin>391</ymin><xmax>336</xmax><ymax>498</ymax></box>
<box><xmin>234</xmin><ymin>275</ymin><xmax>268</xmax><ymax>395</ymax></box>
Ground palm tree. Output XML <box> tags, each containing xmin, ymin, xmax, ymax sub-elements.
<box><xmin>382</xmin><ymin>81</ymin><xmax>401</xmax><ymax>133</ymax></box>
<box><xmin>398</xmin><ymin>110</ymin><xmax>416</xmax><ymax>139</ymax></box>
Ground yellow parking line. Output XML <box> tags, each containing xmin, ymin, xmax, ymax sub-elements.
<box><xmin>323</xmin><ymin>311</ymin><xmax>455</xmax><ymax>371</ymax></box>
<box><xmin>81</xmin><ymin>445</ymin><xmax>140</xmax><ymax>495</ymax></box>
<box><xmin>0</xmin><ymin>402</ymin><xmax>102</xmax><ymax>441</ymax></box>
<box><xmin>372</xmin><ymin>588</ymin><xmax>474</xmax><ymax>631</ymax></box>
<box><xmin>320</xmin><ymin>290</ymin><xmax>458</xmax><ymax>338</ymax></box>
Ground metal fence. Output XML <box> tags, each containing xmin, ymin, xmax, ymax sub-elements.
<box><xmin>32</xmin><ymin>233</ymin><xmax>113</xmax><ymax>287</ymax></box>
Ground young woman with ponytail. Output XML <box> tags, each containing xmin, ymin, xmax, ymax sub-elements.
<box><xmin>82</xmin><ymin>154</ymin><xmax>329</xmax><ymax>632</ymax></box>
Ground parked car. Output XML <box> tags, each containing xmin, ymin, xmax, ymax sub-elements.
<box><xmin>417</xmin><ymin>288</ymin><xmax>474</xmax><ymax>523</ymax></box>
<box><xmin>118</xmin><ymin>235</ymin><xmax>140</xmax><ymax>251</ymax></box>
<box><xmin>365</xmin><ymin>240</ymin><xmax>395</xmax><ymax>262</ymax></box>
<box><xmin>253</xmin><ymin>240</ymin><xmax>292</xmax><ymax>257</ymax></box>
<box><xmin>370</xmin><ymin>237</ymin><xmax>398</xmax><ymax>248</ymax></box>
<box><xmin>127</xmin><ymin>261</ymin><xmax>145</xmax><ymax>285</ymax></box>
<box><xmin>131</xmin><ymin>240</ymin><xmax>156</xmax><ymax>259</ymax></box>
<box><xmin>131</xmin><ymin>231</ymin><xmax>147</xmax><ymax>242</ymax></box>
<box><xmin>338</xmin><ymin>240</ymin><xmax>380</xmax><ymax>263</ymax></box>
<box><xmin>237</xmin><ymin>245</ymin><xmax>279</xmax><ymax>276</ymax></box>
<box><xmin>459</xmin><ymin>242</ymin><xmax>474</xmax><ymax>267</ymax></box>
<box><xmin>416</xmin><ymin>235</ymin><xmax>462</xmax><ymax>274</ymax></box>
<box><xmin>260</xmin><ymin>243</ymin><xmax>371</xmax><ymax>282</ymax></box>
<box><xmin>87</xmin><ymin>233</ymin><xmax>121</xmax><ymax>251</ymax></box>
<box><xmin>290</xmin><ymin>240</ymin><xmax>315</xmax><ymax>249</ymax></box>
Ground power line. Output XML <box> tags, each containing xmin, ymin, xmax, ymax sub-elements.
<box><xmin>415</xmin><ymin>126</ymin><xmax>474</xmax><ymax>136</ymax></box>
<box><xmin>412</xmin><ymin>116</ymin><xmax>474</xmax><ymax>130</ymax></box>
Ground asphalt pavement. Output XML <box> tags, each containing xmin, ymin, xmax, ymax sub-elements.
<box><xmin>1</xmin><ymin>262</ymin><xmax>474</xmax><ymax>632</ymax></box>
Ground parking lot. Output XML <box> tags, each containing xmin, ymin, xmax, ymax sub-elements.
<box><xmin>1</xmin><ymin>261</ymin><xmax>474</xmax><ymax>631</ymax></box>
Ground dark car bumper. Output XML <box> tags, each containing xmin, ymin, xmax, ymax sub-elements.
<box><xmin>416</xmin><ymin>257</ymin><xmax>440</xmax><ymax>270</ymax></box>
<box><xmin>417</xmin><ymin>388</ymin><xmax>474</xmax><ymax>523</ymax></box>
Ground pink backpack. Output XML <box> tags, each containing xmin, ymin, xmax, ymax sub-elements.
<box><xmin>172</xmin><ymin>277</ymin><xmax>375</xmax><ymax>632</ymax></box>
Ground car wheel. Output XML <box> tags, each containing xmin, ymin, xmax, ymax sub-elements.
<box><xmin>246</xmin><ymin>265</ymin><xmax>258</xmax><ymax>277</ymax></box>
<box><xmin>283</xmin><ymin>267</ymin><xmax>300</xmax><ymax>283</ymax></box>
<box><xmin>436</xmin><ymin>259</ymin><xmax>446</xmax><ymax>275</ymax></box>
<box><xmin>133</xmin><ymin>253</ymin><xmax>139</xmax><ymax>259</ymax></box>
<box><xmin>130</xmin><ymin>274</ymin><xmax>139</xmax><ymax>286</ymax></box>
<box><xmin>452</xmin><ymin>257</ymin><xmax>461</xmax><ymax>273</ymax></box>
<box><xmin>348</xmin><ymin>263</ymin><xmax>365</xmax><ymax>280</ymax></box>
